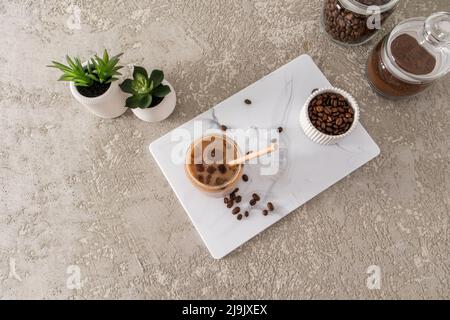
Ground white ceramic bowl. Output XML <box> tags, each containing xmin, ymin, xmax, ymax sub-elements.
<box><xmin>299</xmin><ymin>87</ymin><xmax>360</xmax><ymax>145</ymax></box>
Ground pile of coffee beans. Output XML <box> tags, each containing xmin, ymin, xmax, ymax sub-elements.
<box><xmin>225</xmin><ymin>188</ymin><xmax>246</xmax><ymax>221</ymax></box>
<box><xmin>323</xmin><ymin>0</ymin><xmax>395</xmax><ymax>45</ymax></box>
<box><xmin>308</xmin><ymin>92</ymin><xmax>354</xmax><ymax>136</ymax></box>
<box><xmin>223</xmin><ymin>182</ymin><xmax>275</xmax><ymax>220</ymax></box>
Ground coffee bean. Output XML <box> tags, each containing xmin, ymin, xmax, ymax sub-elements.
<box><xmin>227</xmin><ymin>200</ymin><xmax>234</xmax><ymax>208</ymax></box>
<box><xmin>215</xmin><ymin>177</ymin><xmax>225</xmax><ymax>185</ymax></box>
<box><xmin>242</xmin><ymin>174</ymin><xmax>249</xmax><ymax>182</ymax></box>
<box><xmin>237</xmin><ymin>214</ymin><xmax>243</xmax><ymax>220</ymax></box>
<box><xmin>267</xmin><ymin>202</ymin><xmax>274</xmax><ymax>211</ymax></box>
<box><xmin>235</xmin><ymin>195</ymin><xmax>242</xmax><ymax>203</ymax></box>
<box><xmin>231</xmin><ymin>188</ymin><xmax>239</xmax><ymax>195</ymax></box>
<box><xmin>262</xmin><ymin>210</ymin><xmax>269</xmax><ymax>216</ymax></box>
<box><xmin>232</xmin><ymin>207</ymin><xmax>241</xmax><ymax>215</ymax></box>
<box><xmin>250</xmin><ymin>199</ymin><xmax>257</xmax><ymax>206</ymax></box>
<box><xmin>207</xmin><ymin>166</ymin><xmax>217</xmax><ymax>174</ymax></box>
<box><xmin>195</xmin><ymin>164</ymin><xmax>205</xmax><ymax>172</ymax></box>
<box><xmin>244</xmin><ymin>211</ymin><xmax>249</xmax><ymax>217</ymax></box>
<box><xmin>244</xmin><ymin>99</ymin><xmax>252</xmax><ymax>105</ymax></box>
<box><xmin>198</xmin><ymin>175</ymin><xmax>204</xmax><ymax>183</ymax></box>
<box><xmin>218</xmin><ymin>164</ymin><xmax>227</xmax><ymax>174</ymax></box>
<box><xmin>278</xmin><ymin>127</ymin><xmax>283</xmax><ymax>133</ymax></box>
<box><xmin>252</xmin><ymin>193</ymin><xmax>260</xmax><ymax>201</ymax></box>
<box><xmin>220</xmin><ymin>125</ymin><xmax>228</xmax><ymax>131</ymax></box>
<box><xmin>224</xmin><ymin>197</ymin><xmax>229</xmax><ymax>204</ymax></box>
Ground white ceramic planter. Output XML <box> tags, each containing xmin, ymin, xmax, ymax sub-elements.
<box><xmin>131</xmin><ymin>80</ymin><xmax>177</xmax><ymax>122</ymax></box>
<box><xmin>299</xmin><ymin>87</ymin><xmax>360</xmax><ymax>145</ymax></box>
<box><xmin>69</xmin><ymin>62</ymin><xmax>127</xmax><ymax>119</ymax></box>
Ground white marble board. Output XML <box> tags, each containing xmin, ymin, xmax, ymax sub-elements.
<box><xmin>150</xmin><ymin>54</ymin><xmax>380</xmax><ymax>259</ymax></box>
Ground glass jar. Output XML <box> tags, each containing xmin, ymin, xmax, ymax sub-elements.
<box><xmin>322</xmin><ymin>0</ymin><xmax>399</xmax><ymax>46</ymax></box>
<box><xmin>367</xmin><ymin>12</ymin><xmax>450</xmax><ymax>98</ymax></box>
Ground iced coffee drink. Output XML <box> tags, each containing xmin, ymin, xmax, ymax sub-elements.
<box><xmin>185</xmin><ymin>134</ymin><xmax>243</xmax><ymax>196</ymax></box>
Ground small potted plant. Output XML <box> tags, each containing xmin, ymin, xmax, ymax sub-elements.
<box><xmin>119</xmin><ymin>66</ymin><xmax>176</xmax><ymax>122</ymax></box>
<box><xmin>48</xmin><ymin>50</ymin><xmax>128</xmax><ymax>119</ymax></box>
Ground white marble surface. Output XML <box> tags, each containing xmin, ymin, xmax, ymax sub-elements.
<box><xmin>150</xmin><ymin>54</ymin><xmax>380</xmax><ymax>259</ymax></box>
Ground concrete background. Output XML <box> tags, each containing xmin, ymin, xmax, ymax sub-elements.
<box><xmin>0</xmin><ymin>0</ymin><xmax>448</xmax><ymax>299</ymax></box>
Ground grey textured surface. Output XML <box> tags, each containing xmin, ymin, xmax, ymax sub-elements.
<box><xmin>0</xmin><ymin>0</ymin><xmax>449</xmax><ymax>299</ymax></box>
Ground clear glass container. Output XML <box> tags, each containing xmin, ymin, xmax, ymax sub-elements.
<box><xmin>322</xmin><ymin>0</ymin><xmax>399</xmax><ymax>46</ymax></box>
<box><xmin>367</xmin><ymin>12</ymin><xmax>450</xmax><ymax>98</ymax></box>
<box><xmin>185</xmin><ymin>134</ymin><xmax>244</xmax><ymax>197</ymax></box>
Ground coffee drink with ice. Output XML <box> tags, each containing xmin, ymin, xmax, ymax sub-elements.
<box><xmin>185</xmin><ymin>134</ymin><xmax>243</xmax><ymax>196</ymax></box>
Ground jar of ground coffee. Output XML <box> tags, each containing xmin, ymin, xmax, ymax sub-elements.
<box><xmin>322</xmin><ymin>0</ymin><xmax>399</xmax><ymax>46</ymax></box>
<box><xmin>367</xmin><ymin>12</ymin><xmax>450</xmax><ymax>98</ymax></box>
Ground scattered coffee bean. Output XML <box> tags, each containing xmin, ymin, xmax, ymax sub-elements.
<box><xmin>231</xmin><ymin>188</ymin><xmax>239</xmax><ymax>195</ymax></box>
<box><xmin>235</xmin><ymin>195</ymin><xmax>242</xmax><ymax>203</ymax></box>
<box><xmin>250</xmin><ymin>199</ymin><xmax>257</xmax><ymax>206</ymax></box>
<box><xmin>267</xmin><ymin>202</ymin><xmax>274</xmax><ymax>211</ymax></box>
<box><xmin>232</xmin><ymin>207</ymin><xmax>241</xmax><ymax>215</ymax></box>
<box><xmin>244</xmin><ymin>211</ymin><xmax>249</xmax><ymax>217</ymax></box>
<box><xmin>277</xmin><ymin>127</ymin><xmax>283</xmax><ymax>133</ymax></box>
<box><xmin>237</xmin><ymin>214</ymin><xmax>243</xmax><ymax>221</ymax></box>
<box><xmin>207</xmin><ymin>166</ymin><xmax>217</xmax><ymax>174</ymax></box>
<box><xmin>262</xmin><ymin>210</ymin><xmax>269</xmax><ymax>216</ymax></box>
<box><xmin>227</xmin><ymin>200</ymin><xmax>234</xmax><ymax>208</ymax></box>
<box><xmin>252</xmin><ymin>193</ymin><xmax>261</xmax><ymax>201</ymax></box>
<box><xmin>220</xmin><ymin>125</ymin><xmax>228</xmax><ymax>131</ymax></box>
<box><xmin>246</xmin><ymin>151</ymin><xmax>253</xmax><ymax>155</ymax></box>
<box><xmin>242</xmin><ymin>174</ymin><xmax>249</xmax><ymax>182</ymax></box>
<box><xmin>230</xmin><ymin>193</ymin><xmax>236</xmax><ymax>200</ymax></box>
<box><xmin>244</xmin><ymin>99</ymin><xmax>252</xmax><ymax>105</ymax></box>
<box><xmin>224</xmin><ymin>197</ymin><xmax>229</xmax><ymax>204</ymax></box>
<box><xmin>308</xmin><ymin>92</ymin><xmax>355</xmax><ymax>136</ymax></box>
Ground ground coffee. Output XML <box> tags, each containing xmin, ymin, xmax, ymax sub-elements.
<box><xmin>367</xmin><ymin>34</ymin><xmax>436</xmax><ymax>97</ymax></box>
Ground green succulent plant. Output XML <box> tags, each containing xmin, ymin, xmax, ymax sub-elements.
<box><xmin>119</xmin><ymin>66</ymin><xmax>171</xmax><ymax>109</ymax></box>
<box><xmin>89</xmin><ymin>50</ymin><xmax>123</xmax><ymax>84</ymax></box>
<box><xmin>48</xmin><ymin>50</ymin><xmax>123</xmax><ymax>87</ymax></box>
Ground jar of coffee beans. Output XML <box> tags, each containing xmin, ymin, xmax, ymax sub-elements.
<box><xmin>322</xmin><ymin>0</ymin><xmax>399</xmax><ymax>46</ymax></box>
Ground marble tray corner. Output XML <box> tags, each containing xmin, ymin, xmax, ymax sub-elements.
<box><xmin>149</xmin><ymin>54</ymin><xmax>380</xmax><ymax>259</ymax></box>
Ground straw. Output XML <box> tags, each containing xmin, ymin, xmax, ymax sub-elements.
<box><xmin>228</xmin><ymin>144</ymin><xmax>278</xmax><ymax>166</ymax></box>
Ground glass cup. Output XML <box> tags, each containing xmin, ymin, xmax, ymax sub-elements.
<box><xmin>185</xmin><ymin>134</ymin><xmax>244</xmax><ymax>197</ymax></box>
